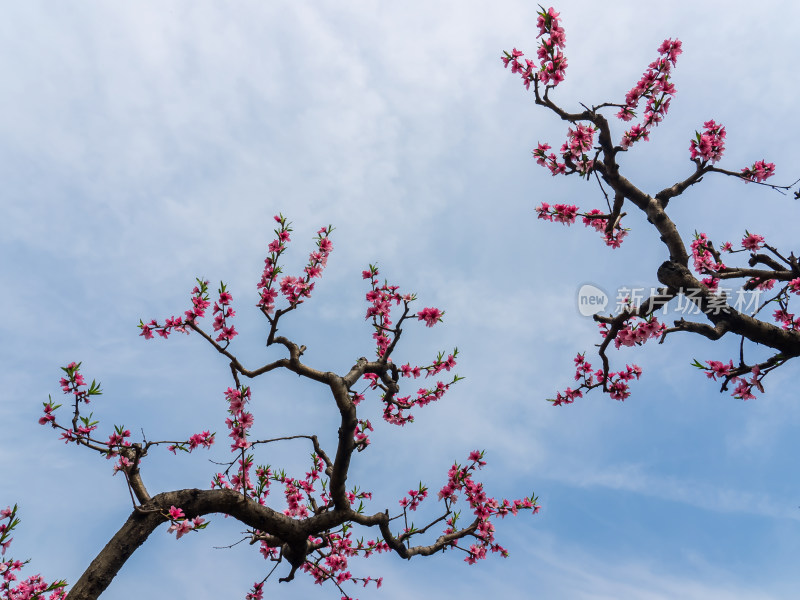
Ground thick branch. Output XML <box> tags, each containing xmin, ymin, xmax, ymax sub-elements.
<box><xmin>68</xmin><ymin>489</ymin><xmax>300</xmax><ymax>600</ymax></box>
<box><xmin>661</xmin><ymin>318</ymin><xmax>729</xmax><ymax>341</ymax></box>
<box><xmin>657</xmin><ymin>260</ymin><xmax>800</xmax><ymax>355</ymax></box>
<box><xmin>655</xmin><ymin>163</ymin><xmax>707</xmax><ymax>208</ymax></box>
<box><xmin>327</xmin><ymin>375</ymin><xmax>358</xmax><ymax>509</ymax></box>
<box><xmin>715</xmin><ymin>267</ymin><xmax>794</xmax><ymax>281</ymax></box>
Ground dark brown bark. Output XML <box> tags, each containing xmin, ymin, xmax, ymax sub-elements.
<box><xmin>68</xmin><ymin>489</ymin><xmax>299</xmax><ymax>600</ymax></box>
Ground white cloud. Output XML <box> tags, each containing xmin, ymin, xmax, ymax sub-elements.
<box><xmin>546</xmin><ymin>461</ymin><xmax>800</xmax><ymax>521</ymax></box>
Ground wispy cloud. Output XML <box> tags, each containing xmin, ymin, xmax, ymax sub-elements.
<box><xmin>546</xmin><ymin>461</ymin><xmax>800</xmax><ymax>521</ymax></box>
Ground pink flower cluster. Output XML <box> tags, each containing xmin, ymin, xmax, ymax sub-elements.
<box><xmin>741</xmin><ymin>159</ymin><xmax>776</xmax><ymax>183</ymax></box>
<box><xmin>224</xmin><ymin>386</ymin><xmax>254</xmax><ymax>453</ymax></box>
<box><xmin>551</xmin><ymin>354</ymin><xmax>642</xmax><ymax>405</ymax></box>
<box><xmin>0</xmin><ymin>508</ymin><xmax>14</xmax><ymax>557</ymax></box>
<box><xmin>256</xmin><ymin>214</ymin><xmax>334</xmax><ymax>314</ymax></box>
<box><xmin>693</xmin><ymin>231</ymin><xmax>784</xmax><ymax>297</ymax></box>
<box><xmin>770</xmin><ymin>278</ymin><xmax>800</xmax><ymax>331</ymax></box>
<box><xmin>750</xmin><ymin>277</ymin><xmax>776</xmax><ymax>291</ymax></box>
<box><xmin>240</xmin><ymin>470</ymin><xmax>384</xmax><ymax>593</ymax></box>
<box><xmin>186</xmin><ymin>282</ymin><xmax>211</xmax><ymax>323</ymax></box>
<box><xmin>532</xmin><ymin>142</ymin><xmax>566</xmax><ymax>177</ymax></box>
<box><xmin>437</xmin><ymin>451</ymin><xmax>539</xmax><ymax>564</ymax></box>
<box><xmin>399</xmin><ymin>351</ymin><xmax>457</xmax><ymax>380</ymax></box>
<box><xmin>245</xmin><ymin>582</ymin><xmax>264</xmax><ymax>600</ymax></box>
<box><xmin>618</xmin><ymin>38</ymin><xmax>682</xmax><ymax>148</ymax></box>
<box><xmin>41</xmin><ymin>363</ymin><xmax>215</xmax><ymax>474</ymax></box>
<box><xmin>532</xmin><ymin>124</ymin><xmax>597</xmax><ymax>177</ymax></box>
<box><xmin>689</xmin><ymin>120</ymin><xmax>726</xmax><ymax>163</ymax></box>
<box><xmin>213</xmin><ymin>460</ymin><xmax>273</xmax><ymax>506</ymax></box>
<box><xmin>54</xmin><ymin>361</ymin><xmax>101</xmax><ymax>406</ymax></box>
<box><xmin>601</xmin><ymin>316</ymin><xmax>666</xmax><ymax>349</ymax></box>
<box><xmin>730</xmin><ymin>366</ymin><xmax>765</xmax><ymax>401</ymax></box>
<box><xmin>501</xmin><ymin>48</ymin><xmax>532</xmax><ymax>88</ymax></box>
<box><xmin>0</xmin><ymin>506</ymin><xmax>67</xmax><ymax>600</ymax></box>
<box><xmin>362</xmin><ymin>350</ymin><xmax>460</xmax><ymax>426</ymax></box>
<box><xmin>686</xmin><ymin>127</ymin><xmax>774</xmax><ymax>183</ymax></box>
<box><xmin>40</xmin><ymin>364</ymin><xmax>106</xmax><ymax>444</ymax></box>
<box><xmin>398</xmin><ymin>484</ymin><xmax>428</xmax><ymax>511</ymax></box>
<box><xmin>167</xmin><ymin>430</ymin><xmax>215</xmax><ymax>455</ymax></box>
<box><xmin>217</xmin><ymin>449</ymin><xmax>373</xmax><ymax>526</ymax></box>
<box><xmin>696</xmin><ymin>360</ymin><xmax>765</xmax><ymax>400</ymax></box>
<box><xmin>701</xmin><ymin>359</ymin><xmax>734</xmax><ymax>382</ymax></box>
<box><xmin>501</xmin><ymin>6</ymin><xmax>567</xmax><ymax>90</ymax></box>
<box><xmin>362</xmin><ymin>264</ymin><xmax>415</xmax><ymax>357</ymax></box>
<box><xmin>417</xmin><ymin>307</ymin><xmax>443</xmax><ymax>328</ymax></box>
<box><xmin>360</xmin><ymin>266</ymin><xmax>458</xmax><ymax>431</ymax></box>
<box><xmin>139</xmin><ymin>218</ymin><xmax>332</xmax><ymax>344</ymax></box>
<box><xmin>297</xmin><ymin>529</ymin><xmax>389</xmax><ymax>591</ymax></box>
<box><xmin>535</xmin><ymin>202</ymin><xmax>578</xmax><ymax>224</ymax></box>
<box><xmin>386</xmin><ymin>382</ymin><xmax>452</xmax><ymax>426</ymax></box>
<box><xmin>37</xmin><ymin>403</ymin><xmax>57</xmax><ymax>427</ymax></box>
<box><xmin>773</xmin><ymin>308</ymin><xmax>800</xmax><ymax>331</ymax></box>
<box><xmin>353</xmin><ymin>419</ymin><xmax>373</xmax><ymax>450</ymax></box>
<box><xmin>165</xmin><ymin>505</ymin><xmax>205</xmax><ymax>540</ymax></box>
<box><xmin>139</xmin><ymin>279</ymin><xmax>209</xmax><ymax>340</ymax></box>
<box><xmin>690</xmin><ymin>232</ymin><xmax>726</xmax><ymax>291</ymax></box>
<box><xmin>741</xmin><ymin>232</ymin><xmax>765</xmax><ymax>252</ymax></box>
<box><xmin>212</xmin><ymin>284</ymin><xmax>237</xmax><ymax>343</ymax></box>
<box><xmin>691</xmin><ymin>242</ymin><xmax>800</xmax><ymax>388</ymax></box>
<box><xmin>582</xmin><ymin>209</ymin><xmax>628</xmax><ymax>248</ymax></box>
<box><xmin>536</xmin><ymin>204</ymin><xmax>628</xmax><ymax>248</ymax></box>
<box><xmin>282</xmin><ymin>477</ymin><xmax>312</xmax><ymax>518</ymax></box>
<box><xmin>561</xmin><ymin>124</ymin><xmax>596</xmax><ymax>174</ymax></box>
<box><xmin>535</xmin><ymin>7</ymin><xmax>567</xmax><ymax>86</ymax></box>
<box><xmin>105</xmin><ymin>426</ymin><xmax>132</xmax><ymax>466</ymax></box>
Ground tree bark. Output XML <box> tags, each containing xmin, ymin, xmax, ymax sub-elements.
<box><xmin>67</xmin><ymin>488</ymin><xmax>299</xmax><ymax>600</ymax></box>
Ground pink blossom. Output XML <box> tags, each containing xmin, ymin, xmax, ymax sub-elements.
<box><xmin>417</xmin><ymin>307</ymin><xmax>443</xmax><ymax>327</ymax></box>
<box><xmin>38</xmin><ymin>404</ymin><xmax>56</xmax><ymax>426</ymax></box>
<box><xmin>246</xmin><ymin>583</ymin><xmax>264</xmax><ymax>600</ymax></box>
<box><xmin>400</xmin><ymin>363</ymin><xmax>422</xmax><ymax>378</ymax></box>
<box><xmin>741</xmin><ymin>160</ymin><xmax>775</xmax><ymax>183</ymax></box>
<box><xmin>689</xmin><ymin>120</ymin><xmax>726</xmax><ymax>163</ymax></box>
<box><xmin>733</xmin><ymin>379</ymin><xmax>756</xmax><ymax>400</ymax></box>
<box><xmin>773</xmin><ymin>309</ymin><xmax>795</xmax><ymax>329</ymax></box>
<box><xmin>503</xmin><ymin>6</ymin><xmax>567</xmax><ymax>90</ymax></box>
<box><xmin>618</xmin><ymin>39</ymin><xmax>681</xmax><ymax>147</ymax></box>
<box><xmin>741</xmin><ymin>232</ymin><xmax>765</xmax><ymax>251</ymax></box>
<box><xmin>552</xmin><ymin>204</ymin><xmax>578</xmax><ymax>224</ymax></box>
<box><xmin>188</xmin><ymin>430</ymin><xmax>215</xmax><ymax>450</ymax></box>
<box><xmin>704</xmin><ymin>360</ymin><xmax>734</xmax><ymax>380</ymax></box>
<box><xmin>690</xmin><ymin>233</ymin><xmax>725</xmax><ymax>275</ymax></box>
<box><xmin>167</xmin><ymin>519</ymin><xmax>193</xmax><ymax>539</ymax></box>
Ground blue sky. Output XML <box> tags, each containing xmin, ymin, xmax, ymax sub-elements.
<box><xmin>2</xmin><ymin>1</ymin><xmax>800</xmax><ymax>598</ymax></box>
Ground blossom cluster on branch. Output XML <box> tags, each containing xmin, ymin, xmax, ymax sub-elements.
<box><xmin>32</xmin><ymin>214</ymin><xmax>538</xmax><ymax>600</ymax></box>
<box><xmin>503</xmin><ymin>6</ymin><xmax>798</xmax><ymax>405</ymax></box>
<box><xmin>0</xmin><ymin>506</ymin><xmax>67</xmax><ymax>600</ymax></box>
